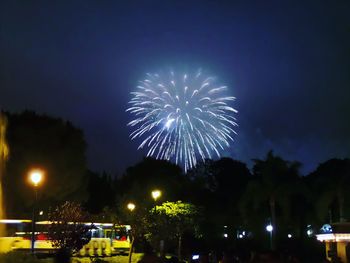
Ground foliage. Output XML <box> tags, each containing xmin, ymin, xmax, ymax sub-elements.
<box><xmin>155</xmin><ymin>201</ymin><xmax>197</xmax><ymax>217</ymax></box>
<box><xmin>148</xmin><ymin>201</ymin><xmax>199</xmax><ymax>259</ymax></box>
<box><xmin>308</xmin><ymin>158</ymin><xmax>350</xmax><ymax>223</ymax></box>
<box><xmin>4</xmin><ymin>111</ymin><xmax>88</xmax><ymax>218</ymax></box>
<box><xmin>187</xmin><ymin>158</ymin><xmax>251</xmax><ymax>251</ymax></box>
<box><xmin>90</xmin><ymin>259</ymin><xmax>109</xmax><ymax>263</ymax></box>
<box><xmin>115</xmin><ymin>158</ymin><xmax>187</xmax><ymax>206</ymax></box>
<box><xmin>152</xmin><ymin>201</ymin><xmax>199</xmax><ymax>238</ymax></box>
<box><xmin>47</xmin><ymin>201</ymin><xmax>92</xmax><ymax>254</ymax></box>
<box><xmin>85</xmin><ymin>171</ymin><xmax>115</xmax><ymax>214</ymax></box>
<box><xmin>240</xmin><ymin>151</ymin><xmax>302</xmax><ymax>243</ymax></box>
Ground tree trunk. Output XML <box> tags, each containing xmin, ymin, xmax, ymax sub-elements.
<box><xmin>269</xmin><ymin>195</ymin><xmax>276</xmax><ymax>250</ymax></box>
<box><xmin>128</xmin><ymin>235</ymin><xmax>134</xmax><ymax>263</ymax></box>
<box><xmin>339</xmin><ymin>192</ymin><xmax>345</xmax><ymax>222</ymax></box>
<box><xmin>177</xmin><ymin>235</ymin><xmax>182</xmax><ymax>261</ymax></box>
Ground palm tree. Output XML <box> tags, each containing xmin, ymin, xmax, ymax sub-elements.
<box><xmin>240</xmin><ymin>151</ymin><xmax>301</xmax><ymax>249</ymax></box>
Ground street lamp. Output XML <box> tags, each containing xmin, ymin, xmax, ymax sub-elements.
<box><xmin>266</xmin><ymin>223</ymin><xmax>273</xmax><ymax>250</ymax></box>
<box><xmin>29</xmin><ymin>169</ymin><xmax>44</xmax><ymax>254</ymax></box>
<box><xmin>127</xmin><ymin>202</ymin><xmax>136</xmax><ymax>212</ymax></box>
<box><xmin>126</xmin><ymin>202</ymin><xmax>135</xmax><ymax>263</ymax></box>
<box><xmin>151</xmin><ymin>189</ymin><xmax>162</xmax><ymax>202</ymax></box>
<box><xmin>151</xmin><ymin>189</ymin><xmax>163</xmax><ymax>257</ymax></box>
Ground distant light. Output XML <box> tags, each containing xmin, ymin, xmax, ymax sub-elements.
<box><xmin>39</xmin><ymin>211</ymin><xmax>43</xmax><ymax>216</ymax></box>
<box><xmin>127</xmin><ymin>203</ymin><xmax>136</xmax><ymax>211</ymax></box>
<box><xmin>0</xmin><ymin>219</ymin><xmax>31</xmax><ymax>224</ymax></box>
<box><xmin>320</xmin><ymin>224</ymin><xmax>332</xmax><ymax>234</ymax></box>
<box><xmin>266</xmin><ymin>224</ymin><xmax>273</xmax><ymax>232</ymax></box>
<box><xmin>288</xmin><ymin>234</ymin><xmax>292</xmax><ymax>238</ymax></box>
<box><xmin>224</xmin><ymin>233</ymin><xmax>228</xmax><ymax>238</ymax></box>
<box><xmin>86</xmin><ymin>222</ymin><xmax>113</xmax><ymax>227</ymax></box>
<box><xmin>192</xmin><ymin>255</ymin><xmax>199</xmax><ymax>260</ymax></box>
<box><xmin>242</xmin><ymin>231</ymin><xmax>246</xmax><ymax>236</ymax></box>
<box><xmin>317</xmin><ymin>233</ymin><xmax>350</xmax><ymax>242</ymax></box>
<box><xmin>224</xmin><ymin>225</ymin><xmax>228</xmax><ymax>228</ymax></box>
<box><xmin>151</xmin><ymin>190</ymin><xmax>162</xmax><ymax>201</ymax></box>
<box><xmin>239</xmin><ymin>234</ymin><xmax>243</xmax><ymax>239</ymax></box>
<box><xmin>307</xmin><ymin>229</ymin><xmax>313</xmax><ymax>236</ymax></box>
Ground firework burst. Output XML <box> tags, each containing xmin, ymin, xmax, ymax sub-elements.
<box><xmin>127</xmin><ymin>69</ymin><xmax>238</xmax><ymax>172</ymax></box>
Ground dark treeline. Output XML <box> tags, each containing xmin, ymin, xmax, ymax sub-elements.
<box><xmin>3</xmin><ymin>111</ymin><xmax>350</xmax><ymax>260</ymax></box>
<box><xmin>96</xmin><ymin>156</ymin><xmax>349</xmax><ymax>258</ymax></box>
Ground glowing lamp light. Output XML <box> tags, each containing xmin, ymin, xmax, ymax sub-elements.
<box><xmin>29</xmin><ymin>170</ymin><xmax>43</xmax><ymax>187</ymax></box>
<box><xmin>266</xmin><ymin>224</ymin><xmax>273</xmax><ymax>232</ymax></box>
<box><xmin>151</xmin><ymin>190</ymin><xmax>162</xmax><ymax>201</ymax></box>
<box><xmin>192</xmin><ymin>255</ymin><xmax>199</xmax><ymax>260</ymax></box>
<box><xmin>28</xmin><ymin>168</ymin><xmax>44</xmax><ymax>254</ymax></box>
<box><xmin>127</xmin><ymin>202</ymin><xmax>136</xmax><ymax>212</ymax></box>
<box><xmin>288</xmin><ymin>234</ymin><xmax>292</xmax><ymax>238</ymax></box>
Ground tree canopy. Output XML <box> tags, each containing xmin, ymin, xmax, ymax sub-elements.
<box><xmin>3</xmin><ymin>111</ymin><xmax>88</xmax><ymax>217</ymax></box>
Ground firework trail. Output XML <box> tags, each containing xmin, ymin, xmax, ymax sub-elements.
<box><xmin>127</xmin><ymin>69</ymin><xmax>237</xmax><ymax>172</ymax></box>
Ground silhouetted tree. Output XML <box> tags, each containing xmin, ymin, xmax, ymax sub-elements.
<box><xmin>3</xmin><ymin>111</ymin><xmax>88</xmax><ymax>217</ymax></box>
<box><xmin>308</xmin><ymin>158</ymin><xmax>350</xmax><ymax>223</ymax></box>
<box><xmin>188</xmin><ymin>158</ymin><xmax>251</xmax><ymax>252</ymax></box>
<box><xmin>115</xmin><ymin>158</ymin><xmax>188</xmax><ymax>207</ymax></box>
<box><xmin>85</xmin><ymin>171</ymin><xmax>115</xmax><ymax>214</ymax></box>
<box><xmin>48</xmin><ymin>201</ymin><xmax>92</xmax><ymax>263</ymax></box>
<box><xmin>240</xmin><ymin>151</ymin><xmax>301</xmax><ymax>249</ymax></box>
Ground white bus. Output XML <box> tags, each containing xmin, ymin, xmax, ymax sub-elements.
<box><xmin>0</xmin><ymin>219</ymin><xmax>131</xmax><ymax>256</ymax></box>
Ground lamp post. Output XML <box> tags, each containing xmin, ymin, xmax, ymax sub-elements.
<box><xmin>266</xmin><ymin>223</ymin><xmax>273</xmax><ymax>250</ymax></box>
<box><xmin>151</xmin><ymin>189</ymin><xmax>163</xmax><ymax>257</ymax></box>
<box><xmin>127</xmin><ymin>202</ymin><xmax>135</xmax><ymax>263</ymax></box>
<box><xmin>29</xmin><ymin>169</ymin><xmax>43</xmax><ymax>254</ymax></box>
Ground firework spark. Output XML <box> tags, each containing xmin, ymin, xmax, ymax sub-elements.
<box><xmin>127</xmin><ymin>69</ymin><xmax>238</xmax><ymax>172</ymax></box>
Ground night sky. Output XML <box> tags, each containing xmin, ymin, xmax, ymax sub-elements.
<box><xmin>1</xmin><ymin>1</ymin><xmax>349</xmax><ymax>175</ymax></box>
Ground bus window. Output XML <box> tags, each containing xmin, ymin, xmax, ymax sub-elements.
<box><xmin>0</xmin><ymin>219</ymin><xmax>31</xmax><ymax>238</ymax></box>
<box><xmin>90</xmin><ymin>227</ymin><xmax>104</xmax><ymax>238</ymax></box>
<box><xmin>113</xmin><ymin>226</ymin><xmax>129</xmax><ymax>241</ymax></box>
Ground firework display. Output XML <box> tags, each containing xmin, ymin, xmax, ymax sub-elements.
<box><xmin>127</xmin><ymin>69</ymin><xmax>237</xmax><ymax>171</ymax></box>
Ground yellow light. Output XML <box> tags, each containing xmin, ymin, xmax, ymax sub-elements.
<box><xmin>151</xmin><ymin>190</ymin><xmax>162</xmax><ymax>201</ymax></box>
<box><xmin>316</xmin><ymin>233</ymin><xmax>350</xmax><ymax>242</ymax></box>
<box><xmin>0</xmin><ymin>219</ymin><xmax>31</xmax><ymax>224</ymax></box>
<box><xmin>29</xmin><ymin>169</ymin><xmax>43</xmax><ymax>186</ymax></box>
<box><xmin>127</xmin><ymin>202</ymin><xmax>135</xmax><ymax>211</ymax></box>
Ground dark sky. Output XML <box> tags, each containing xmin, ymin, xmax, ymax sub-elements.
<box><xmin>1</xmin><ymin>1</ymin><xmax>349</xmax><ymax>175</ymax></box>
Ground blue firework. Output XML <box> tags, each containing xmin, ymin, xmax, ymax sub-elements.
<box><xmin>127</xmin><ymin>69</ymin><xmax>238</xmax><ymax>172</ymax></box>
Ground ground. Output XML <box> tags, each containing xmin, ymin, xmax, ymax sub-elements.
<box><xmin>72</xmin><ymin>254</ymin><xmax>143</xmax><ymax>263</ymax></box>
